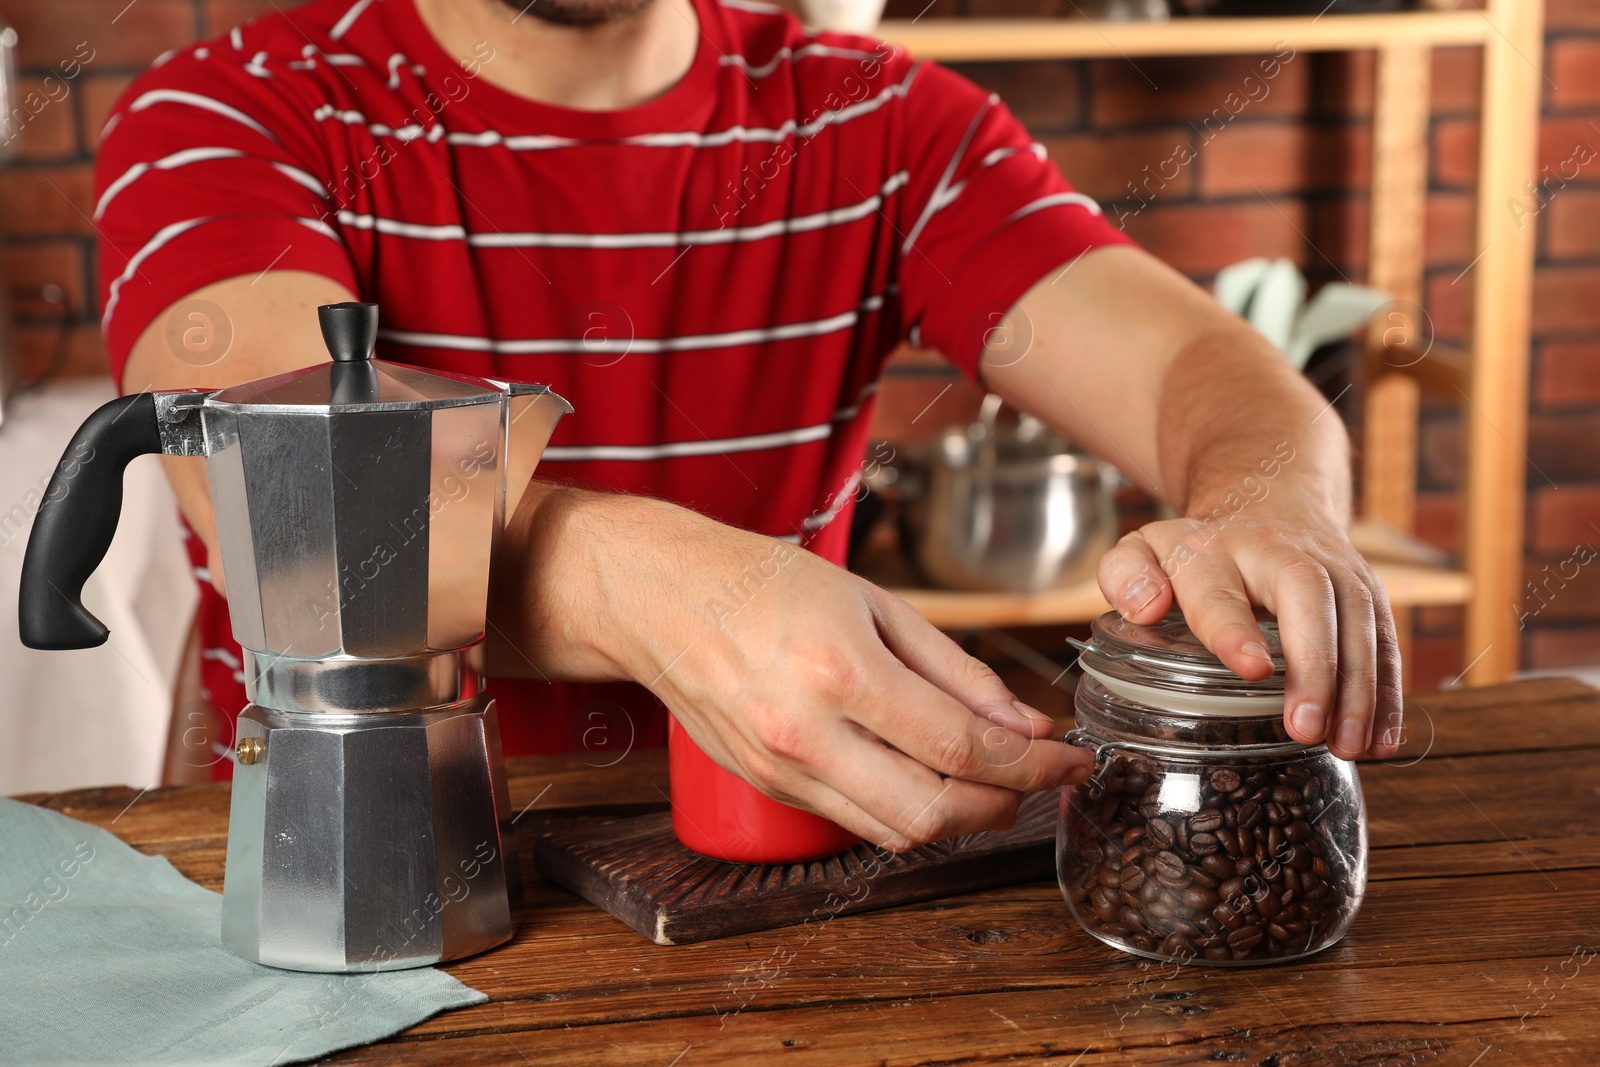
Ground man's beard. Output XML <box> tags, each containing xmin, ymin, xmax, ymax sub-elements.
<box><xmin>496</xmin><ymin>0</ymin><xmax>656</xmax><ymax>27</ymax></box>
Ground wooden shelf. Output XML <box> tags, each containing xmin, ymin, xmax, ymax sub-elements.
<box><xmin>879</xmin><ymin>558</ymin><xmax>1468</xmax><ymax>630</ymax></box>
<box><xmin>858</xmin><ymin>520</ymin><xmax>1470</xmax><ymax>630</ymax></box>
<box><xmin>873</xmin><ymin>0</ymin><xmax>1540</xmax><ymax>684</ymax></box>
<box><xmin>876</xmin><ymin>11</ymin><xmax>1491</xmax><ymax>62</ymax></box>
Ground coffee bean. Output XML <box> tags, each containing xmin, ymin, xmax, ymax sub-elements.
<box><xmin>1182</xmin><ymin>886</ymin><xmax>1219</xmax><ymax>911</ymax></box>
<box><xmin>1200</xmin><ymin>854</ymin><xmax>1233</xmax><ymax>879</ymax></box>
<box><xmin>1191</xmin><ymin>810</ymin><xmax>1224</xmax><ymax>834</ymax></box>
<box><xmin>1122</xmin><ymin>826</ymin><xmax>1145</xmax><ymax>847</ymax></box>
<box><xmin>1147</xmin><ymin>818</ymin><xmax>1175</xmax><ymax>849</ymax></box>
<box><xmin>1190</xmin><ymin>867</ymin><xmax>1219</xmax><ymax>889</ymax></box>
<box><xmin>1218</xmin><ymin>877</ymin><xmax>1246</xmax><ymax>903</ymax></box>
<box><xmin>1227</xmin><ymin>925</ymin><xmax>1264</xmax><ymax>951</ymax></box>
<box><xmin>1156</xmin><ymin>869</ymin><xmax>1190</xmax><ymax>891</ymax></box>
<box><xmin>1203</xmin><ymin>945</ymin><xmax>1232</xmax><ymax>960</ymax></box>
<box><xmin>1140</xmin><ymin>880</ymin><xmax>1162</xmax><ymax>903</ymax></box>
<box><xmin>1098</xmin><ymin>867</ymin><xmax>1123</xmax><ymax>888</ymax></box>
<box><xmin>1189</xmin><ymin>832</ymin><xmax>1220</xmax><ymax>856</ymax></box>
<box><xmin>1238</xmin><ymin>801</ymin><xmax>1263</xmax><ymax>830</ymax></box>
<box><xmin>1155</xmin><ymin>851</ymin><xmax>1186</xmax><ymax>879</ymax></box>
<box><xmin>1119</xmin><ymin>866</ymin><xmax>1146</xmax><ymax>890</ymax></box>
<box><xmin>1285</xmin><ymin>821</ymin><xmax>1310</xmax><ymax>844</ymax></box>
<box><xmin>1161</xmin><ymin>933</ymin><xmax>1197</xmax><ymax>957</ymax></box>
<box><xmin>1271</xmin><ymin>784</ymin><xmax>1300</xmax><ymax>805</ymax></box>
<box><xmin>1267</xmin><ymin>922</ymin><xmax>1294</xmax><ymax>943</ymax></box>
<box><xmin>1209</xmin><ymin>769</ymin><xmax>1241</xmax><ymax>793</ymax></box>
<box><xmin>1265</xmin><ymin>802</ymin><xmax>1290</xmax><ymax>826</ymax></box>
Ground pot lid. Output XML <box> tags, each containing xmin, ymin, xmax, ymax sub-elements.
<box><xmin>208</xmin><ymin>302</ymin><xmax>503</xmax><ymax>413</ymax></box>
<box><xmin>1075</xmin><ymin>610</ymin><xmax>1287</xmax><ymax>711</ymax></box>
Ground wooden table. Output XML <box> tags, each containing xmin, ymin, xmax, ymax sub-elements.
<box><xmin>18</xmin><ymin>677</ymin><xmax>1600</xmax><ymax>1064</ymax></box>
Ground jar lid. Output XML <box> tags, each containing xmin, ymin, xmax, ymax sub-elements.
<box><xmin>1075</xmin><ymin>610</ymin><xmax>1286</xmax><ymax>717</ymax></box>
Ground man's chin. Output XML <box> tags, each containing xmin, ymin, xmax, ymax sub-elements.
<box><xmin>496</xmin><ymin>0</ymin><xmax>656</xmax><ymax>27</ymax></box>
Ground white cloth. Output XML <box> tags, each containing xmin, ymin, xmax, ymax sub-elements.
<box><xmin>0</xmin><ymin>380</ymin><xmax>197</xmax><ymax>794</ymax></box>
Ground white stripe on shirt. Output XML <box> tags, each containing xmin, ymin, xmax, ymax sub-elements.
<box><xmin>333</xmin><ymin>171</ymin><xmax>908</xmax><ymax>250</ymax></box>
<box><xmin>544</xmin><ymin>422</ymin><xmax>834</xmax><ymax>462</ymax></box>
<box><xmin>312</xmin><ymin>67</ymin><xmax>918</xmax><ymax>152</ymax></box>
<box><xmin>1002</xmin><ymin>192</ymin><xmax>1105</xmax><ymax>225</ymax></box>
<box><xmin>123</xmin><ymin>89</ymin><xmax>277</xmax><ymax>142</ymax></box>
<box><xmin>95</xmin><ymin>147</ymin><xmax>242</xmax><ymax>220</ymax></box>
<box><xmin>103</xmin><ymin>215</ymin><xmax>345</xmax><ymax>330</ymax></box>
<box><xmin>543</xmin><ymin>381</ymin><xmax>878</xmax><ymax>463</ymax></box>
<box><xmin>720</xmin><ymin>43</ymin><xmax>889</xmax><ymax>79</ymax></box>
<box><xmin>313</xmin><ymin>104</ymin><xmax>445</xmax><ymax>143</ymax></box>
<box><xmin>380</xmin><ymin>295</ymin><xmax>884</xmax><ymax>356</ymax></box>
<box><xmin>330</xmin><ymin>0</ymin><xmax>377</xmax><ymax>39</ymax></box>
<box><xmin>103</xmin><ymin>217</ymin><xmax>214</xmax><ymax>329</ymax></box>
<box><xmin>95</xmin><ymin>148</ymin><xmax>329</xmax><ymax>220</ymax></box>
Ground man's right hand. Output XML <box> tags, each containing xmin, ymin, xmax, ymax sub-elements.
<box><xmin>491</xmin><ymin>485</ymin><xmax>1093</xmax><ymax>851</ymax></box>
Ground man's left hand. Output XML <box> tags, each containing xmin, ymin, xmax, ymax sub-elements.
<box><xmin>1097</xmin><ymin>511</ymin><xmax>1403</xmax><ymax>761</ymax></box>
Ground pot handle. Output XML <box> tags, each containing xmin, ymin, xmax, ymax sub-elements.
<box><xmin>18</xmin><ymin>393</ymin><xmax>166</xmax><ymax>649</ymax></box>
<box><xmin>977</xmin><ymin>392</ymin><xmax>1053</xmax><ymax>445</ymax></box>
<box><xmin>861</xmin><ymin>441</ymin><xmax>920</xmax><ymax>500</ymax></box>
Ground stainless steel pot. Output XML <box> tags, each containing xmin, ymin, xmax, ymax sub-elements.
<box><xmin>874</xmin><ymin>395</ymin><xmax>1119</xmax><ymax>593</ymax></box>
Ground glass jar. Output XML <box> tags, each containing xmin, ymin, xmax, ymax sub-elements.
<box><xmin>1058</xmin><ymin>611</ymin><xmax>1367</xmax><ymax>966</ymax></box>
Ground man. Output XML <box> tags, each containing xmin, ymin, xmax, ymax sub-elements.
<box><xmin>98</xmin><ymin>0</ymin><xmax>1401</xmax><ymax>853</ymax></box>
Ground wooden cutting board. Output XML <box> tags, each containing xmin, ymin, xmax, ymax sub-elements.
<box><xmin>531</xmin><ymin>790</ymin><xmax>1058</xmax><ymax>945</ymax></box>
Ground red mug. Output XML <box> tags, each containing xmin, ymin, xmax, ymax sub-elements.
<box><xmin>667</xmin><ymin>715</ymin><xmax>861</xmax><ymax>863</ymax></box>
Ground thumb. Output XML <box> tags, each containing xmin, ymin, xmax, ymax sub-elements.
<box><xmin>1098</xmin><ymin>531</ymin><xmax>1172</xmax><ymax>623</ymax></box>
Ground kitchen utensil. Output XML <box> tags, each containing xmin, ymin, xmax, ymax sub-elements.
<box><xmin>18</xmin><ymin>302</ymin><xmax>571</xmax><ymax>972</ymax></box>
<box><xmin>873</xmin><ymin>394</ymin><xmax>1119</xmax><ymax>593</ymax></box>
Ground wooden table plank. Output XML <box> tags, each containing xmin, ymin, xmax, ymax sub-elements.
<box><xmin>12</xmin><ymin>677</ymin><xmax>1600</xmax><ymax>1064</ymax></box>
<box><xmin>375</xmin><ymin>865</ymin><xmax>1600</xmax><ymax>1036</ymax></box>
<box><xmin>329</xmin><ymin>958</ymin><xmax>1599</xmax><ymax>1066</ymax></box>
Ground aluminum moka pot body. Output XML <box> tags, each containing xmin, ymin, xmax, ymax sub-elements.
<box><xmin>17</xmin><ymin>303</ymin><xmax>572</xmax><ymax>972</ymax></box>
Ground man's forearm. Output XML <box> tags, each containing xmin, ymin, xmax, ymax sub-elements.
<box><xmin>1156</xmin><ymin>323</ymin><xmax>1352</xmax><ymax>531</ymax></box>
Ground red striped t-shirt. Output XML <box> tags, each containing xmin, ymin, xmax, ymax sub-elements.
<box><xmin>94</xmin><ymin>0</ymin><xmax>1131</xmax><ymax>777</ymax></box>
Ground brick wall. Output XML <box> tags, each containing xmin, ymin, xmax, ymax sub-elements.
<box><xmin>1</xmin><ymin>0</ymin><xmax>1596</xmax><ymax>682</ymax></box>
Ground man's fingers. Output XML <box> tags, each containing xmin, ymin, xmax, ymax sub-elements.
<box><xmin>1098</xmin><ymin>532</ymin><xmax>1173</xmax><ymax>624</ymax></box>
<box><xmin>1241</xmin><ymin>548</ymin><xmax>1339</xmax><ymax>742</ymax></box>
<box><xmin>794</xmin><ymin>725</ymin><xmax>1030</xmax><ymax>849</ymax></box>
<box><xmin>867</xmin><ymin>587</ymin><xmax>1054</xmax><ymax>738</ymax></box>
<box><xmin>1322</xmin><ymin>575</ymin><xmax>1378</xmax><ymax>758</ymax></box>
<box><xmin>868</xmin><ymin>587</ymin><xmax>1031</xmax><ymax>726</ymax></box>
<box><xmin>850</xmin><ymin>653</ymin><xmax>1092</xmax><ymax>794</ymax></box>
<box><xmin>1150</xmin><ymin>541</ymin><xmax>1274</xmax><ymax>682</ymax></box>
<box><xmin>1367</xmin><ymin>578</ymin><xmax>1404</xmax><ymax>759</ymax></box>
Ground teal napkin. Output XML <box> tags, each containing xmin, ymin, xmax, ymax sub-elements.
<box><xmin>0</xmin><ymin>797</ymin><xmax>487</xmax><ymax>1066</ymax></box>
